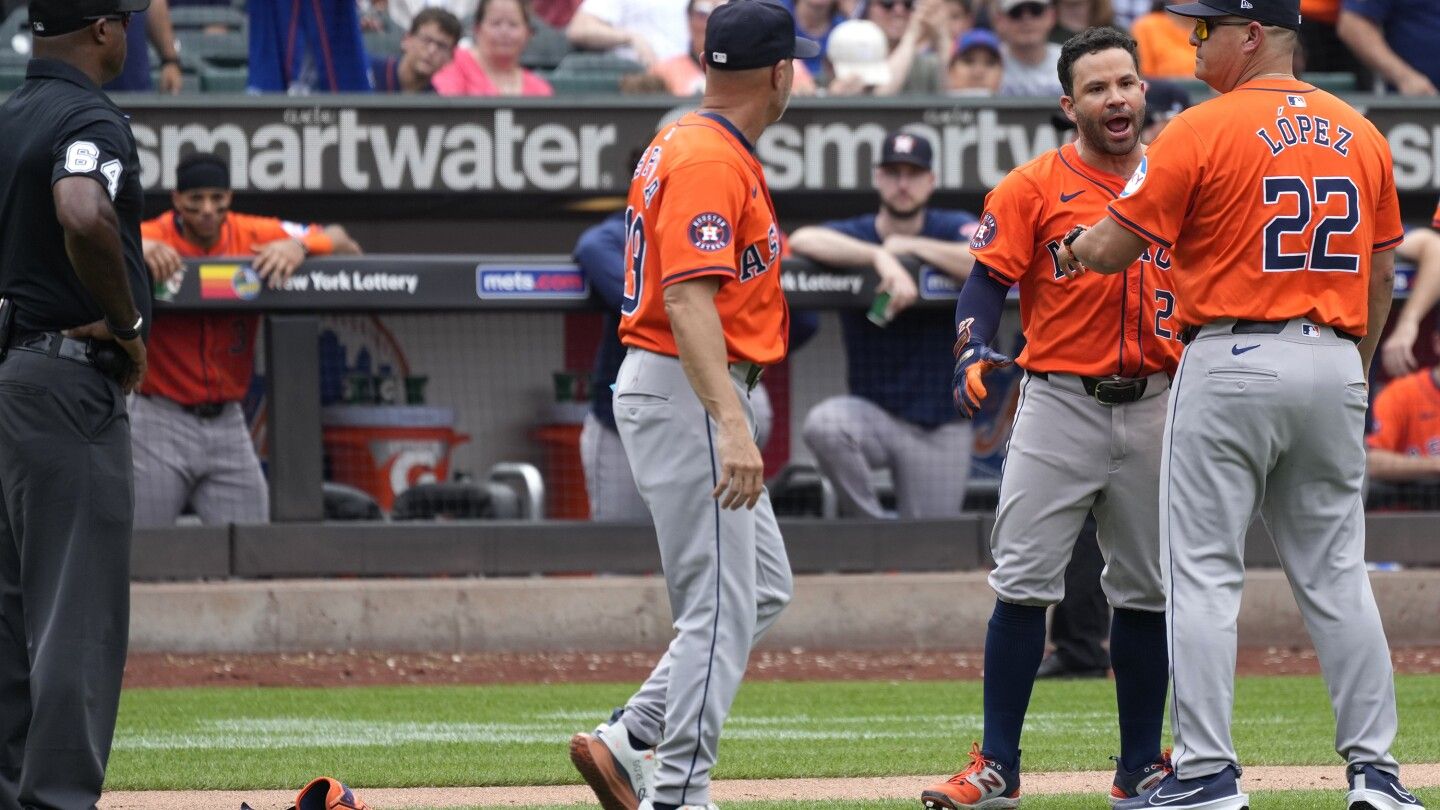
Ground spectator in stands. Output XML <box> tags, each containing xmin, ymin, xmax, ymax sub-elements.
<box><xmin>792</xmin><ymin>0</ymin><xmax>848</xmax><ymax>75</ymax></box>
<box><xmin>249</xmin><ymin>0</ymin><xmax>373</xmax><ymax>91</ymax></box>
<box><xmin>532</xmin><ymin>0</ymin><xmax>584</xmax><ymax>29</ymax></box>
<box><xmin>994</xmin><ymin>0</ymin><xmax>1063</xmax><ymax>96</ymax></box>
<box><xmin>1129</xmin><ymin>1</ymin><xmax>1195</xmax><ymax>79</ymax></box>
<box><xmin>1139</xmin><ymin>76</ymin><xmax>1188</xmax><ymax>143</ymax></box>
<box><xmin>790</xmin><ymin>131</ymin><xmax>978</xmax><ymax>518</ymax></box>
<box><xmin>105</xmin><ymin>0</ymin><xmax>183</xmax><ymax>94</ymax></box>
<box><xmin>1380</xmin><ymin>208</ymin><xmax>1440</xmax><ymax>378</ymax></box>
<box><xmin>653</xmin><ymin>0</ymin><xmax>815</xmax><ymax>95</ymax></box>
<box><xmin>370</xmin><ymin>8</ymin><xmax>463</xmax><ymax>92</ymax></box>
<box><xmin>1337</xmin><ymin>0</ymin><xmax>1440</xmax><ymax>95</ymax></box>
<box><xmin>433</xmin><ymin>0</ymin><xmax>555</xmax><ymax>96</ymax></box>
<box><xmin>824</xmin><ymin>19</ymin><xmax>894</xmax><ymax>93</ymax></box>
<box><xmin>1299</xmin><ymin>0</ymin><xmax>1361</xmax><ymax>75</ymax></box>
<box><xmin>1367</xmin><ymin>322</ymin><xmax>1440</xmax><ymax>482</ymax></box>
<box><xmin>1050</xmin><ymin>0</ymin><xmax>1112</xmax><ymax>44</ymax></box>
<box><xmin>565</xmin><ymin>0</ymin><xmax>688</xmax><ymax>68</ymax></box>
<box><xmin>1109</xmin><ymin>0</ymin><xmax>1148</xmax><ymax>30</ymax></box>
<box><xmin>134</xmin><ymin>153</ymin><xmax>363</xmax><ymax>527</ymax></box>
<box><xmin>947</xmin><ymin>26</ymin><xmax>1003</xmax><ymax>94</ymax></box>
<box><xmin>373</xmin><ymin>0</ymin><xmax>481</xmax><ymax>32</ymax></box>
<box><xmin>942</xmin><ymin>0</ymin><xmax>975</xmax><ymax>52</ymax></box>
<box><xmin>872</xmin><ymin>0</ymin><xmax>950</xmax><ymax>93</ymax></box>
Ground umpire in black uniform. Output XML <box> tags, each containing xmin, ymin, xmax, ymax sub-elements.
<box><xmin>0</xmin><ymin>0</ymin><xmax>150</xmax><ymax>807</ymax></box>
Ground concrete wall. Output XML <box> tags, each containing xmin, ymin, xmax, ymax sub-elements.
<box><xmin>130</xmin><ymin>570</ymin><xmax>1440</xmax><ymax>653</ymax></box>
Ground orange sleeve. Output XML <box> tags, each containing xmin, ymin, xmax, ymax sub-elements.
<box><xmin>140</xmin><ymin>218</ymin><xmax>166</xmax><ymax>241</ymax></box>
<box><xmin>1430</xmin><ymin>196</ymin><xmax>1440</xmax><ymax>231</ymax></box>
<box><xmin>654</xmin><ymin>161</ymin><xmax>746</xmax><ymax>287</ymax></box>
<box><xmin>1366</xmin><ymin>381</ymin><xmax>1409</xmax><ymax>451</ymax></box>
<box><xmin>1372</xmin><ymin>150</ymin><xmax>1404</xmax><ymax>252</ymax></box>
<box><xmin>967</xmin><ymin>170</ymin><xmax>1042</xmax><ymax>285</ymax></box>
<box><xmin>1107</xmin><ymin>117</ymin><xmax>1206</xmax><ymax>249</ymax></box>
<box><xmin>241</xmin><ymin>215</ymin><xmax>335</xmax><ymax>255</ymax></box>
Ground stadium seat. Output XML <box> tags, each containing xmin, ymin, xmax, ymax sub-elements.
<box><xmin>548</xmin><ymin>52</ymin><xmax>642</xmax><ymax>94</ymax></box>
<box><xmin>363</xmin><ymin>29</ymin><xmax>404</xmax><ymax>60</ymax></box>
<box><xmin>520</xmin><ymin>20</ymin><xmax>571</xmax><ymax>70</ymax></box>
<box><xmin>199</xmin><ymin>63</ymin><xmax>248</xmax><ymax>92</ymax></box>
<box><xmin>177</xmin><ymin>31</ymin><xmax>248</xmax><ymax>70</ymax></box>
<box><xmin>1304</xmin><ymin>72</ymin><xmax>1358</xmax><ymax>93</ymax></box>
<box><xmin>169</xmin><ymin>5</ymin><xmax>246</xmax><ymax>33</ymax></box>
<box><xmin>391</xmin><ymin>481</ymin><xmax>522</xmax><ymax>520</ymax></box>
<box><xmin>323</xmin><ymin>482</ymin><xmax>384</xmax><ymax>521</ymax></box>
<box><xmin>767</xmin><ymin>463</ymin><xmax>839</xmax><ymax>518</ymax></box>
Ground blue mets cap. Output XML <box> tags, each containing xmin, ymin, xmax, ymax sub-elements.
<box><xmin>1165</xmin><ymin>0</ymin><xmax>1302</xmax><ymax>31</ymax></box>
<box><xmin>704</xmin><ymin>0</ymin><xmax>822</xmax><ymax>71</ymax></box>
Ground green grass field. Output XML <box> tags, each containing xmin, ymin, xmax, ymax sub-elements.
<box><xmin>109</xmin><ymin>675</ymin><xmax>1440</xmax><ymax>806</ymax></box>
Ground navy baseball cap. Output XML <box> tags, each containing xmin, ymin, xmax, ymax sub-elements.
<box><xmin>879</xmin><ymin>130</ymin><xmax>933</xmax><ymax>170</ymax></box>
<box><xmin>31</xmin><ymin>0</ymin><xmax>151</xmax><ymax>37</ymax></box>
<box><xmin>705</xmin><ymin>0</ymin><xmax>821</xmax><ymax>71</ymax></box>
<box><xmin>1165</xmin><ymin>0</ymin><xmax>1302</xmax><ymax>31</ymax></box>
<box><xmin>1144</xmin><ymin>79</ymin><xmax>1192</xmax><ymax>125</ymax></box>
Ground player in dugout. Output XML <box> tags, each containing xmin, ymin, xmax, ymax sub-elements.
<box><xmin>134</xmin><ymin>151</ymin><xmax>362</xmax><ymax>528</ymax></box>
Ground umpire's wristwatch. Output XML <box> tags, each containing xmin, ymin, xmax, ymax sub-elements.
<box><xmin>107</xmin><ymin>313</ymin><xmax>143</xmax><ymax>341</ymax></box>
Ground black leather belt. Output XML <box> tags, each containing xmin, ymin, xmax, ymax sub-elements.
<box><xmin>1179</xmin><ymin>319</ymin><xmax>1361</xmax><ymax>345</ymax></box>
<box><xmin>184</xmin><ymin>401</ymin><xmax>227</xmax><ymax>418</ymax></box>
<box><xmin>8</xmin><ymin>330</ymin><xmax>134</xmax><ymax>384</ymax></box>
<box><xmin>1032</xmin><ymin>371</ymin><xmax>1148</xmax><ymax>405</ymax></box>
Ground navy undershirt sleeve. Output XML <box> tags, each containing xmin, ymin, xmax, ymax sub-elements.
<box><xmin>954</xmin><ymin>261</ymin><xmax>1010</xmax><ymax>345</ymax></box>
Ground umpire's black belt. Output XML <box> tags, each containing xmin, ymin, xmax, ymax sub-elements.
<box><xmin>1180</xmin><ymin>319</ymin><xmax>1361</xmax><ymax>345</ymax></box>
<box><xmin>1031</xmin><ymin>370</ymin><xmax>1166</xmax><ymax>406</ymax></box>
<box><xmin>8</xmin><ymin>331</ymin><xmax>127</xmax><ymax>381</ymax></box>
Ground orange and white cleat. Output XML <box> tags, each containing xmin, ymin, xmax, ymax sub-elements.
<box><xmin>920</xmin><ymin>742</ymin><xmax>1021</xmax><ymax>809</ymax></box>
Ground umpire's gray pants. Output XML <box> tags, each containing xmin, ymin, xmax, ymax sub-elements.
<box><xmin>0</xmin><ymin>349</ymin><xmax>131</xmax><ymax>810</ymax></box>
<box><xmin>130</xmin><ymin>394</ymin><xmax>268</xmax><ymax>527</ymax></box>
<box><xmin>612</xmin><ymin>349</ymin><xmax>793</xmax><ymax>808</ymax></box>
<box><xmin>801</xmin><ymin>395</ymin><xmax>972</xmax><ymax>518</ymax></box>
<box><xmin>1163</xmin><ymin>318</ymin><xmax>1399</xmax><ymax>779</ymax></box>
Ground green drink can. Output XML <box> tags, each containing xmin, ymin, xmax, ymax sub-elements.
<box><xmin>866</xmin><ymin>291</ymin><xmax>893</xmax><ymax>327</ymax></box>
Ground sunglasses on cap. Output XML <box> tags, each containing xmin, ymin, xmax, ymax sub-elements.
<box><xmin>1192</xmin><ymin>17</ymin><xmax>1250</xmax><ymax>41</ymax></box>
<box><xmin>1006</xmin><ymin>2</ymin><xmax>1048</xmax><ymax>19</ymax></box>
<box><xmin>876</xmin><ymin>0</ymin><xmax>916</xmax><ymax>11</ymax></box>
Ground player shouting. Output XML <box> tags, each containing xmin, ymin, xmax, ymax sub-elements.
<box><xmin>921</xmin><ymin>27</ymin><xmax>1180</xmax><ymax>810</ymax></box>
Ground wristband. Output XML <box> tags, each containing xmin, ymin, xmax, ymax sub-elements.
<box><xmin>108</xmin><ymin>313</ymin><xmax>143</xmax><ymax>342</ymax></box>
<box><xmin>1062</xmin><ymin>225</ymin><xmax>1087</xmax><ymax>248</ymax></box>
<box><xmin>160</xmin><ymin>56</ymin><xmax>181</xmax><ymax>67</ymax></box>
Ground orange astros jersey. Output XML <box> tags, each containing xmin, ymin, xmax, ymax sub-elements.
<box><xmin>617</xmin><ymin>112</ymin><xmax>789</xmax><ymax>365</ymax></box>
<box><xmin>1367</xmin><ymin>370</ymin><xmax>1440</xmax><ymax>458</ymax></box>
<box><xmin>969</xmin><ymin>142</ymin><xmax>1183</xmax><ymax>378</ymax></box>
<box><xmin>1107</xmin><ymin>78</ymin><xmax>1402</xmax><ymax>335</ymax></box>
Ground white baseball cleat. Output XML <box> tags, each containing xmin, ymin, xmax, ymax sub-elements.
<box><xmin>570</xmin><ymin>708</ymin><xmax>658</xmax><ymax>810</ymax></box>
<box><xmin>637</xmin><ymin>801</ymin><xmax>718</xmax><ymax>810</ymax></box>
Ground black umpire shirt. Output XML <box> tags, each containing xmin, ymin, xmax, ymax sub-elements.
<box><xmin>0</xmin><ymin>58</ymin><xmax>149</xmax><ymax>334</ymax></box>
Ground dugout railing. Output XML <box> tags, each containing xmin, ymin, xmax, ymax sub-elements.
<box><xmin>128</xmin><ymin>254</ymin><xmax>1440</xmax><ymax>580</ymax></box>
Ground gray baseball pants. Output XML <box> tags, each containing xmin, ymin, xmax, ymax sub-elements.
<box><xmin>989</xmin><ymin>371</ymin><xmax>1169</xmax><ymax>611</ymax></box>
<box><xmin>801</xmin><ymin>395</ymin><xmax>972</xmax><ymax>518</ymax></box>
<box><xmin>1163</xmin><ymin>318</ymin><xmax>1399</xmax><ymax>779</ymax></box>
<box><xmin>582</xmin><ymin>384</ymin><xmax>773</xmax><ymax>523</ymax></box>
<box><xmin>0</xmin><ymin>348</ymin><xmax>131</xmax><ymax>810</ymax></box>
<box><xmin>130</xmin><ymin>394</ymin><xmax>268</xmax><ymax>527</ymax></box>
<box><xmin>612</xmin><ymin>348</ymin><xmax>793</xmax><ymax>808</ymax></box>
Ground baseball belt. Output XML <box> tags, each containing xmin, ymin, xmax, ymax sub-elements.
<box><xmin>1031</xmin><ymin>370</ymin><xmax>1167</xmax><ymax>406</ymax></box>
<box><xmin>1180</xmin><ymin>318</ymin><xmax>1361</xmax><ymax>345</ymax></box>
<box><xmin>729</xmin><ymin>361</ymin><xmax>763</xmax><ymax>393</ymax></box>
<box><xmin>8</xmin><ymin>330</ymin><xmax>132</xmax><ymax>384</ymax></box>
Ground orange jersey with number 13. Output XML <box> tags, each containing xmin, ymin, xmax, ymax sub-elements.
<box><xmin>617</xmin><ymin>112</ymin><xmax>789</xmax><ymax>366</ymax></box>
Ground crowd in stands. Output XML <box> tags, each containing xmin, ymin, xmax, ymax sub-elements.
<box><xmin>1</xmin><ymin>0</ymin><xmax>1435</xmax><ymax>95</ymax></box>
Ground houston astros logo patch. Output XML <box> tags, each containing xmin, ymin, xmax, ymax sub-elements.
<box><xmin>970</xmin><ymin>212</ymin><xmax>997</xmax><ymax>249</ymax></box>
<box><xmin>689</xmin><ymin>212</ymin><xmax>732</xmax><ymax>252</ymax></box>
<box><xmin>1121</xmin><ymin>157</ymin><xmax>1147</xmax><ymax>197</ymax></box>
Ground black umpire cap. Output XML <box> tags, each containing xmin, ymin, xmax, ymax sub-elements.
<box><xmin>1165</xmin><ymin>0</ymin><xmax>1302</xmax><ymax>31</ymax></box>
<box><xmin>704</xmin><ymin>0</ymin><xmax>821</xmax><ymax>71</ymax></box>
<box><xmin>30</xmin><ymin>0</ymin><xmax>152</xmax><ymax>37</ymax></box>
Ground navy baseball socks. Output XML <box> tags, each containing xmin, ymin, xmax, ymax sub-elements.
<box><xmin>980</xmin><ymin>598</ymin><xmax>1047</xmax><ymax>770</ymax></box>
<box><xmin>1110</xmin><ymin>607</ymin><xmax>1168</xmax><ymax>771</ymax></box>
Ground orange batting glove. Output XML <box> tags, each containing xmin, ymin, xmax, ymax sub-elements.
<box><xmin>952</xmin><ymin>317</ymin><xmax>1012</xmax><ymax>418</ymax></box>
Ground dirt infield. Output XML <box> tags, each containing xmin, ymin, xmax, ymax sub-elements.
<box><xmin>123</xmin><ymin>646</ymin><xmax>1440</xmax><ymax>688</ymax></box>
<box><xmin>99</xmin><ymin>764</ymin><xmax>1440</xmax><ymax>808</ymax></box>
